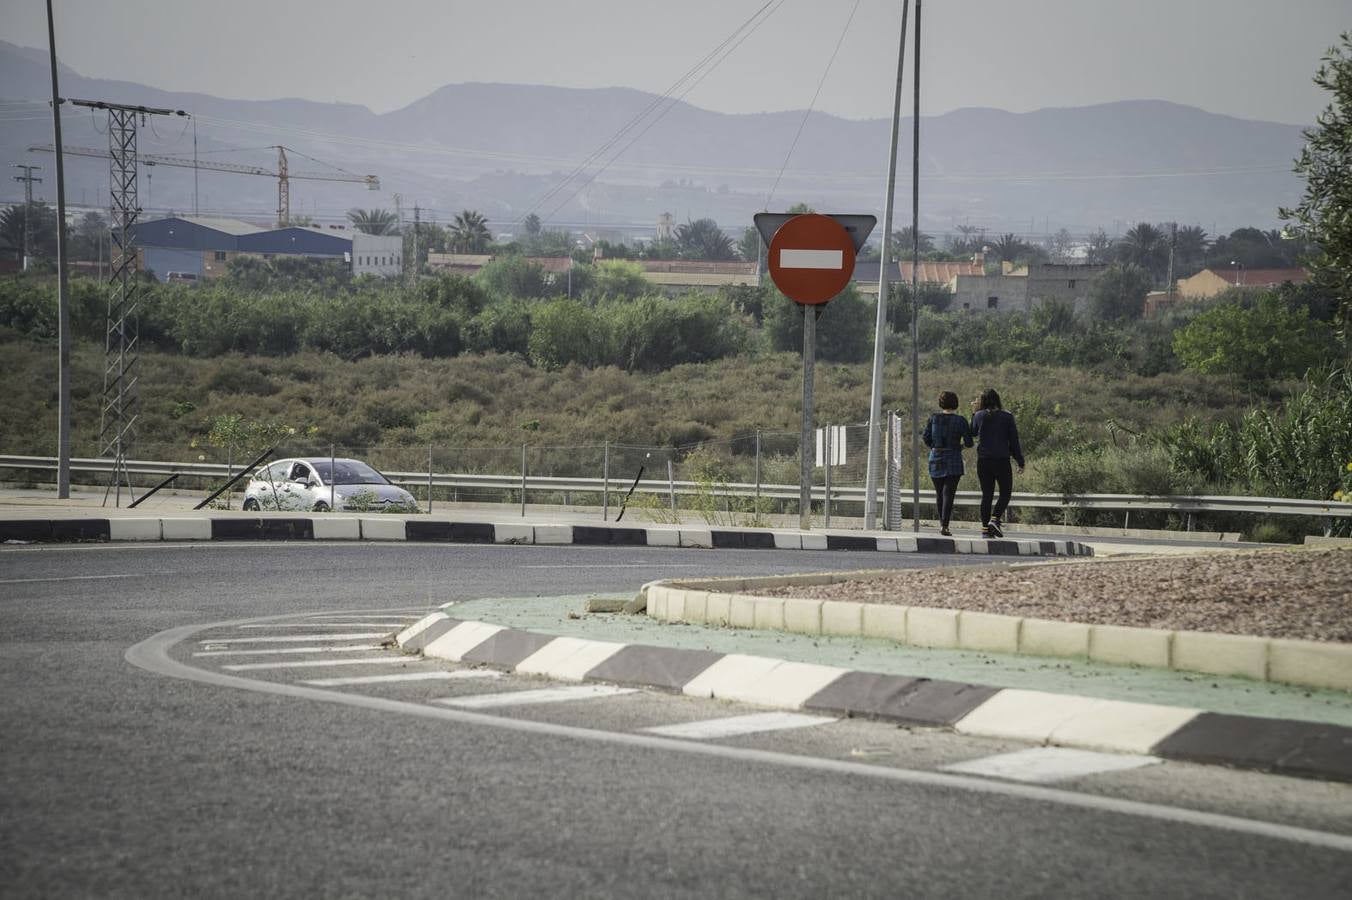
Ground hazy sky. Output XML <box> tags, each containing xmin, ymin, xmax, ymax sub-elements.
<box><xmin>2</xmin><ymin>0</ymin><xmax>1346</xmax><ymax>125</ymax></box>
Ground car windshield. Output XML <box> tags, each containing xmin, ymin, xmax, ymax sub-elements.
<box><xmin>310</xmin><ymin>461</ymin><xmax>389</xmax><ymax>486</ymax></box>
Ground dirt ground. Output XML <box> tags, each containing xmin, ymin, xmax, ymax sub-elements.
<box><xmin>757</xmin><ymin>548</ymin><xmax>1352</xmax><ymax>643</ymax></box>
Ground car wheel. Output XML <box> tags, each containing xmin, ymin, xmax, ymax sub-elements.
<box><xmin>312</xmin><ymin>501</ymin><xmax>330</xmax><ymax>513</ymax></box>
<box><xmin>243</xmin><ymin>498</ymin><xmax>260</xmax><ymax>511</ymax></box>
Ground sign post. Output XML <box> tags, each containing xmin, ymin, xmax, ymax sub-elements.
<box><xmin>755</xmin><ymin>213</ymin><xmax>875</xmax><ymax>530</ymax></box>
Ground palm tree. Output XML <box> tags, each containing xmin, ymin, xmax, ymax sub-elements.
<box><xmin>890</xmin><ymin>226</ymin><xmax>934</xmax><ymax>259</ymax></box>
<box><xmin>450</xmin><ymin>209</ymin><xmax>493</xmax><ymax>253</ymax></box>
<box><xmin>523</xmin><ymin>213</ymin><xmax>542</xmax><ymax>236</ymax></box>
<box><xmin>947</xmin><ymin>224</ymin><xmax>985</xmax><ymax>255</ymax></box>
<box><xmin>1116</xmin><ymin>222</ymin><xmax>1167</xmax><ymax>279</ymax></box>
<box><xmin>674</xmin><ymin>218</ymin><xmax>734</xmax><ymax>260</ymax></box>
<box><xmin>991</xmin><ymin>233</ymin><xmax>1031</xmax><ymax>263</ymax></box>
<box><xmin>347</xmin><ymin>208</ymin><xmax>399</xmax><ymax>236</ymax></box>
<box><xmin>1174</xmin><ymin>225</ymin><xmax>1209</xmax><ymax>271</ymax></box>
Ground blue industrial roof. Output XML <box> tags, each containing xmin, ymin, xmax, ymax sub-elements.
<box><xmin>132</xmin><ymin>217</ymin><xmax>351</xmax><ymax>256</ymax></box>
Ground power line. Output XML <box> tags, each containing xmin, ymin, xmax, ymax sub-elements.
<box><xmin>764</xmin><ymin>0</ymin><xmax>862</xmax><ymax>209</ymax></box>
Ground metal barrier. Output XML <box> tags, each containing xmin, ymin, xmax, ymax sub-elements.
<box><xmin>2</xmin><ymin>453</ymin><xmax>1348</xmax><ymax>523</ymax></box>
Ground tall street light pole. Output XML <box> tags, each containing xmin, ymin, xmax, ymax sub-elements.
<box><xmin>862</xmin><ymin>0</ymin><xmax>910</xmax><ymax>531</ymax></box>
<box><xmin>909</xmin><ymin>0</ymin><xmax>923</xmax><ymax>532</ymax></box>
<box><xmin>47</xmin><ymin>0</ymin><xmax>71</xmax><ymax>499</ymax></box>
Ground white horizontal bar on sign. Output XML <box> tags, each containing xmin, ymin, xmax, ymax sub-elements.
<box><xmin>779</xmin><ymin>248</ymin><xmax>844</xmax><ymax>270</ymax></box>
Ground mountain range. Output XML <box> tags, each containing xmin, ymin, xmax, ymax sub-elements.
<box><xmin>0</xmin><ymin>39</ymin><xmax>1309</xmax><ymax>241</ymax></box>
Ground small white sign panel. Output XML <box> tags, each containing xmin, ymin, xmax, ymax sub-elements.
<box><xmin>815</xmin><ymin>426</ymin><xmax>846</xmax><ymax>467</ymax></box>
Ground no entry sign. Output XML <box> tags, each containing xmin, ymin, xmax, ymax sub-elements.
<box><xmin>761</xmin><ymin>213</ymin><xmax>870</xmax><ymax>305</ymax></box>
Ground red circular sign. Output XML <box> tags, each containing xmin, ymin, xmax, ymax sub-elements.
<box><xmin>767</xmin><ymin>214</ymin><xmax>856</xmax><ymax>305</ymax></box>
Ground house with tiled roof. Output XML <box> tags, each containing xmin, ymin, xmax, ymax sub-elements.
<box><xmin>1176</xmin><ymin>267</ymin><xmax>1309</xmax><ymax>301</ymax></box>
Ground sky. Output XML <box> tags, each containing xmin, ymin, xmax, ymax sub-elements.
<box><xmin>0</xmin><ymin>0</ymin><xmax>1346</xmax><ymax>125</ymax></box>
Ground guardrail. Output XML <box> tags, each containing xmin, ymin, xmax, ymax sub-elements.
<box><xmin>2</xmin><ymin>454</ymin><xmax>1348</xmax><ymax>526</ymax></box>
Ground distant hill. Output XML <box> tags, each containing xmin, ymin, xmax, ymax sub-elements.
<box><xmin>0</xmin><ymin>39</ymin><xmax>1307</xmax><ymax>239</ymax></box>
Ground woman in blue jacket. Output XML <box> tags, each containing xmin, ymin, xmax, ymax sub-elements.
<box><xmin>970</xmin><ymin>388</ymin><xmax>1025</xmax><ymax>538</ymax></box>
<box><xmin>921</xmin><ymin>391</ymin><xmax>972</xmax><ymax>536</ymax></box>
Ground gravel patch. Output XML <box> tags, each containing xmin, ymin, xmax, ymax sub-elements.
<box><xmin>757</xmin><ymin>549</ymin><xmax>1352</xmax><ymax>643</ymax></box>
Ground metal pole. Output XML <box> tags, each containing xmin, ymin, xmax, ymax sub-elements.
<box><xmin>331</xmin><ymin>444</ymin><xmax>336</xmax><ymax>510</ymax></box>
<box><xmin>426</xmin><ymin>445</ymin><xmax>433</xmax><ymax>513</ymax></box>
<box><xmin>47</xmin><ymin>0</ymin><xmax>71</xmax><ymax>499</ymax></box>
<box><xmin>909</xmin><ymin>0</ymin><xmax>923</xmax><ymax>533</ymax></box>
<box><xmin>602</xmin><ymin>440</ymin><xmax>610</xmax><ymax>520</ymax></box>
<box><xmin>863</xmin><ymin>0</ymin><xmax>910</xmax><ymax>531</ymax></box>
<box><xmin>520</xmin><ymin>443</ymin><xmax>527</xmax><ymax>517</ymax></box>
<box><xmin>800</xmin><ymin>306</ymin><xmax>816</xmax><ymax>530</ymax></box>
<box><xmin>824</xmin><ymin>425</ymin><xmax>832</xmax><ymax>528</ymax></box>
<box><xmin>667</xmin><ymin>459</ymin><xmax>677</xmax><ymax>515</ymax></box>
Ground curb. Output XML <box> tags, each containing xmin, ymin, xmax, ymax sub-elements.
<box><xmin>642</xmin><ymin>577</ymin><xmax>1352</xmax><ymax>695</ymax></box>
<box><xmin>0</xmin><ymin>516</ymin><xmax>1094</xmax><ymax>558</ymax></box>
<box><xmin>393</xmin><ymin>612</ymin><xmax>1352</xmax><ymax>784</ymax></box>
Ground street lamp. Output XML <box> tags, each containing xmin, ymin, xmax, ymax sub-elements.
<box><xmin>1230</xmin><ymin>260</ymin><xmax>1243</xmax><ymax>286</ymax></box>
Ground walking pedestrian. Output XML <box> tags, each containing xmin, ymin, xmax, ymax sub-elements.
<box><xmin>971</xmin><ymin>388</ymin><xmax>1024</xmax><ymax>538</ymax></box>
<box><xmin>922</xmin><ymin>391</ymin><xmax>972</xmax><ymax>537</ymax></box>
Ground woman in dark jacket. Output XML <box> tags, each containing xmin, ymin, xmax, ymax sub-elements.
<box><xmin>921</xmin><ymin>391</ymin><xmax>972</xmax><ymax>536</ymax></box>
<box><xmin>970</xmin><ymin>388</ymin><xmax>1024</xmax><ymax>538</ymax></box>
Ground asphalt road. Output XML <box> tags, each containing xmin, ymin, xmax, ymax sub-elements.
<box><xmin>2</xmin><ymin>541</ymin><xmax>1349</xmax><ymax>899</ymax></box>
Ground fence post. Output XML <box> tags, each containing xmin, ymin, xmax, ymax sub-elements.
<box><xmin>520</xmin><ymin>443</ymin><xmax>527</xmax><ymax>517</ymax></box>
<box><xmin>426</xmin><ymin>445</ymin><xmax>433</xmax><ymax>514</ymax></box>
<box><xmin>330</xmin><ymin>444</ymin><xmax>336</xmax><ymax>510</ymax></box>
<box><xmin>754</xmin><ymin>430</ymin><xmax>761</xmax><ymax>513</ymax></box>
<box><xmin>667</xmin><ymin>459</ymin><xmax>676</xmax><ymax>516</ymax></box>
<box><xmin>823</xmin><ymin>425</ymin><xmax>832</xmax><ymax>528</ymax></box>
<box><xmin>602</xmin><ymin>440</ymin><xmax>610</xmax><ymax>521</ymax></box>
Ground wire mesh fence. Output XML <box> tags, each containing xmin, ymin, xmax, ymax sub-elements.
<box><xmin>8</xmin><ymin>420</ymin><xmax>918</xmax><ymax>524</ymax></box>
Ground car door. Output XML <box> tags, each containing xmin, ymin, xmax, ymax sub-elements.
<box><xmin>251</xmin><ymin>461</ymin><xmax>290</xmax><ymax>510</ymax></box>
<box><xmin>279</xmin><ymin>462</ymin><xmax>316</xmax><ymax>511</ymax></box>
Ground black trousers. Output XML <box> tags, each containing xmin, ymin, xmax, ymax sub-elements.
<box><xmin>930</xmin><ymin>474</ymin><xmax>962</xmax><ymax>527</ymax></box>
<box><xmin>978</xmin><ymin>457</ymin><xmax>1014</xmax><ymax>524</ymax></box>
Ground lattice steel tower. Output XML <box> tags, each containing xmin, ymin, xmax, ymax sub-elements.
<box><xmin>68</xmin><ymin>99</ymin><xmax>187</xmax><ymax>505</ymax></box>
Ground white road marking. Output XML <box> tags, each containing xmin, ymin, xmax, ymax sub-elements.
<box><xmin>940</xmin><ymin>748</ymin><xmax>1162</xmax><ymax>784</ymax></box>
<box><xmin>222</xmin><ymin>656</ymin><xmax>415</xmax><ymax>671</ymax></box>
<box><xmin>779</xmin><ymin>248</ymin><xmax>843</xmax><ymax>269</ymax></box>
<box><xmin>197</xmin><ymin>632</ymin><xmax>388</xmax><ymax>644</ymax></box>
<box><xmin>194</xmin><ymin>645</ymin><xmax>384</xmax><ymax>657</ymax></box>
<box><xmin>236</xmin><ymin>623</ymin><xmax>408</xmax><ymax>629</ymax></box>
<box><xmin>437</xmin><ymin>685</ymin><xmax>638</xmax><ymax>709</ymax></box>
<box><xmin>304</xmin><ymin>614</ymin><xmax>421</xmax><ymax>620</ymax></box>
<box><xmin>302</xmin><ymin>670</ymin><xmax>500</xmax><ymax>687</ymax></box>
<box><xmin>128</xmin><ymin>622</ymin><xmax>1352</xmax><ymax>855</ymax></box>
<box><xmin>0</xmin><ymin>573</ymin><xmax>142</xmax><ymax>584</ymax></box>
<box><xmin>521</xmin><ymin>564</ymin><xmax>704</xmax><ymax>569</ymax></box>
<box><xmin>643</xmin><ymin>712</ymin><xmax>836</xmax><ymax>740</ymax></box>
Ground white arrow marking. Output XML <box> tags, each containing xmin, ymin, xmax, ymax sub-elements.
<box><xmin>780</xmin><ymin>249</ymin><xmax>843</xmax><ymax>269</ymax></box>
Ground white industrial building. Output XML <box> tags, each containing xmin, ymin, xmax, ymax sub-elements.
<box><xmin>352</xmin><ymin>233</ymin><xmax>403</xmax><ymax>277</ymax></box>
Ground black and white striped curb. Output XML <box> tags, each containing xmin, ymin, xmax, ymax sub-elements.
<box><xmin>0</xmin><ymin>516</ymin><xmax>1093</xmax><ymax>556</ymax></box>
<box><xmin>394</xmin><ymin>612</ymin><xmax>1352</xmax><ymax>784</ymax></box>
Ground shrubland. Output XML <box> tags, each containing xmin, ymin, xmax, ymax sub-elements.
<box><xmin>2</xmin><ymin>260</ymin><xmax>1347</xmax><ymax>539</ymax></box>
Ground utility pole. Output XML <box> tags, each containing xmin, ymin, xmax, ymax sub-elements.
<box><xmin>12</xmin><ymin>164</ymin><xmax>42</xmax><ymax>269</ymax></box>
<box><xmin>67</xmin><ymin>98</ymin><xmax>188</xmax><ymax>505</ymax></box>
<box><xmin>45</xmin><ymin>0</ymin><xmax>70</xmax><ymax>499</ymax></box>
<box><xmin>275</xmin><ymin>145</ymin><xmax>289</xmax><ymax>228</ymax></box>
<box><xmin>413</xmin><ymin>205</ymin><xmax>421</xmax><ymax>284</ymax></box>
<box><xmin>863</xmin><ymin>0</ymin><xmax>910</xmax><ymax>531</ymax></box>
<box><xmin>1165</xmin><ymin>221</ymin><xmax>1177</xmax><ymax>307</ymax></box>
<box><xmin>909</xmin><ymin>0</ymin><xmax>923</xmax><ymax>533</ymax></box>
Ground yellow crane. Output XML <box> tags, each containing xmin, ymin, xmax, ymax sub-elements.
<box><xmin>30</xmin><ymin>143</ymin><xmax>379</xmax><ymax>228</ymax></box>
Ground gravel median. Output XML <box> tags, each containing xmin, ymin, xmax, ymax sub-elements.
<box><xmin>757</xmin><ymin>548</ymin><xmax>1352</xmax><ymax>643</ymax></box>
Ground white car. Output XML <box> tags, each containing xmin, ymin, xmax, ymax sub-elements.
<box><xmin>241</xmin><ymin>457</ymin><xmax>419</xmax><ymax>513</ymax></box>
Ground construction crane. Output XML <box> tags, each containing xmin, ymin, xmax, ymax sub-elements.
<box><xmin>30</xmin><ymin>143</ymin><xmax>379</xmax><ymax>228</ymax></box>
